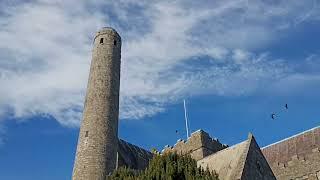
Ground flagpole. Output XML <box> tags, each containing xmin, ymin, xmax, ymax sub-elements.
<box><xmin>184</xmin><ymin>99</ymin><xmax>189</xmax><ymax>139</ymax></box>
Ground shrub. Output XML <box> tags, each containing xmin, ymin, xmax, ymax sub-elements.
<box><xmin>109</xmin><ymin>152</ymin><xmax>219</xmax><ymax>180</ymax></box>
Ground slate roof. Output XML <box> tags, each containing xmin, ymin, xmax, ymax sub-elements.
<box><xmin>117</xmin><ymin>139</ymin><xmax>153</xmax><ymax>170</ymax></box>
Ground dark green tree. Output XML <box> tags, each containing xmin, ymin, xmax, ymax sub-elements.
<box><xmin>109</xmin><ymin>152</ymin><xmax>219</xmax><ymax>180</ymax></box>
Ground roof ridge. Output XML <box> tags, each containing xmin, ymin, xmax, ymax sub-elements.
<box><xmin>199</xmin><ymin>139</ymin><xmax>249</xmax><ymax>160</ymax></box>
<box><xmin>231</xmin><ymin>134</ymin><xmax>254</xmax><ymax>179</ymax></box>
<box><xmin>262</xmin><ymin>125</ymin><xmax>320</xmax><ymax>149</ymax></box>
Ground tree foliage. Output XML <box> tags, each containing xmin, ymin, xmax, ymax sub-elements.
<box><xmin>109</xmin><ymin>152</ymin><xmax>219</xmax><ymax>180</ymax></box>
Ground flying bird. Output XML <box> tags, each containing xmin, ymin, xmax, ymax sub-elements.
<box><xmin>285</xmin><ymin>104</ymin><xmax>288</xmax><ymax>109</ymax></box>
<box><xmin>271</xmin><ymin>113</ymin><xmax>276</xmax><ymax>120</ymax></box>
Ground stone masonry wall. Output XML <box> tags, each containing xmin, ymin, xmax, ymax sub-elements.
<box><xmin>241</xmin><ymin>135</ymin><xmax>276</xmax><ymax>180</ymax></box>
<box><xmin>262</xmin><ymin>126</ymin><xmax>320</xmax><ymax>180</ymax></box>
<box><xmin>72</xmin><ymin>27</ymin><xmax>121</xmax><ymax>180</ymax></box>
<box><xmin>163</xmin><ymin>130</ymin><xmax>227</xmax><ymax>161</ymax></box>
<box><xmin>197</xmin><ymin>140</ymin><xmax>249</xmax><ymax>179</ymax></box>
<box><xmin>267</xmin><ymin>148</ymin><xmax>320</xmax><ymax>180</ymax></box>
<box><xmin>197</xmin><ymin>134</ymin><xmax>276</xmax><ymax>180</ymax></box>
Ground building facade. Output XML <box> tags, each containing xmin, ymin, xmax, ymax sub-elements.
<box><xmin>164</xmin><ymin>130</ymin><xmax>276</xmax><ymax>179</ymax></box>
<box><xmin>72</xmin><ymin>28</ymin><xmax>320</xmax><ymax>180</ymax></box>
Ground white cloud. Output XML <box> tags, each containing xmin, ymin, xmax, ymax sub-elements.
<box><xmin>0</xmin><ymin>0</ymin><xmax>319</xmax><ymax>127</ymax></box>
<box><xmin>232</xmin><ymin>49</ymin><xmax>251</xmax><ymax>64</ymax></box>
<box><xmin>267</xmin><ymin>73</ymin><xmax>320</xmax><ymax>97</ymax></box>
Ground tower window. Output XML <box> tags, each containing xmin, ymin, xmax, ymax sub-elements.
<box><xmin>85</xmin><ymin>131</ymin><xmax>89</xmax><ymax>137</ymax></box>
<box><xmin>114</xmin><ymin>40</ymin><xmax>117</xmax><ymax>46</ymax></box>
<box><xmin>100</xmin><ymin>38</ymin><xmax>103</xmax><ymax>44</ymax></box>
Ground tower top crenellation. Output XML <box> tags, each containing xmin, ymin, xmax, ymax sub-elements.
<box><xmin>162</xmin><ymin>129</ymin><xmax>228</xmax><ymax>160</ymax></box>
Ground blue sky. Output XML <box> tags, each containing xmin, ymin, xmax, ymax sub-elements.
<box><xmin>0</xmin><ymin>0</ymin><xmax>320</xmax><ymax>179</ymax></box>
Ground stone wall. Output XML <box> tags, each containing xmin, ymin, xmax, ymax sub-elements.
<box><xmin>266</xmin><ymin>149</ymin><xmax>320</xmax><ymax>180</ymax></box>
<box><xmin>198</xmin><ymin>134</ymin><xmax>276</xmax><ymax>180</ymax></box>
<box><xmin>197</xmin><ymin>140</ymin><xmax>248</xmax><ymax>179</ymax></box>
<box><xmin>241</xmin><ymin>135</ymin><xmax>276</xmax><ymax>180</ymax></box>
<box><xmin>163</xmin><ymin>129</ymin><xmax>227</xmax><ymax>161</ymax></box>
<box><xmin>262</xmin><ymin>126</ymin><xmax>320</xmax><ymax>180</ymax></box>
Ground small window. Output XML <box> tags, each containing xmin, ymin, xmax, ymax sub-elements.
<box><xmin>85</xmin><ymin>131</ymin><xmax>89</xmax><ymax>137</ymax></box>
<box><xmin>114</xmin><ymin>40</ymin><xmax>117</xmax><ymax>46</ymax></box>
<box><xmin>100</xmin><ymin>38</ymin><xmax>104</xmax><ymax>44</ymax></box>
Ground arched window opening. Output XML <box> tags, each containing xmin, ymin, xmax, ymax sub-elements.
<box><xmin>114</xmin><ymin>40</ymin><xmax>117</xmax><ymax>46</ymax></box>
<box><xmin>100</xmin><ymin>38</ymin><xmax>104</xmax><ymax>44</ymax></box>
<box><xmin>85</xmin><ymin>131</ymin><xmax>89</xmax><ymax>137</ymax></box>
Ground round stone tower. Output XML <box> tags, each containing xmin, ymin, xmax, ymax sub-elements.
<box><xmin>72</xmin><ymin>27</ymin><xmax>121</xmax><ymax>180</ymax></box>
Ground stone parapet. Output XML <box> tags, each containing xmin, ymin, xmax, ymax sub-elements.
<box><xmin>162</xmin><ymin>129</ymin><xmax>228</xmax><ymax>160</ymax></box>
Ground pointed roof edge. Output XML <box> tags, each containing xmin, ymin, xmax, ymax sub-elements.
<box><xmin>230</xmin><ymin>133</ymin><xmax>254</xmax><ymax>179</ymax></box>
<box><xmin>239</xmin><ymin>133</ymin><xmax>276</xmax><ymax>179</ymax></box>
<box><xmin>248</xmin><ymin>132</ymin><xmax>254</xmax><ymax>140</ymax></box>
<box><xmin>197</xmin><ymin>137</ymin><xmax>249</xmax><ymax>179</ymax></box>
<box><xmin>198</xmin><ymin>133</ymin><xmax>276</xmax><ymax>179</ymax></box>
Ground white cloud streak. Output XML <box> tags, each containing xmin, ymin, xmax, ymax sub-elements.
<box><xmin>0</xmin><ymin>0</ymin><xmax>319</xmax><ymax>126</ymax></box>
